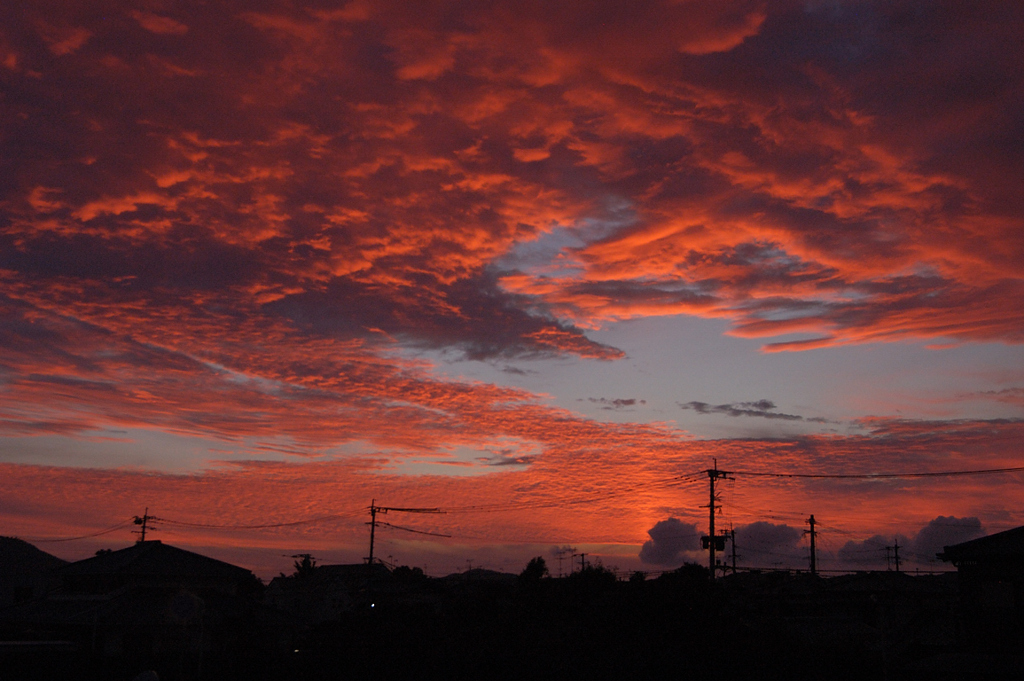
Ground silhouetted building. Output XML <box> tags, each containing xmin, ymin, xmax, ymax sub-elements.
<box><xmin>0</xmin><ymin>540</ymin><xmax>276</xmax><ymax>680</ymax></box>
<box><xmin>939</xmin><ymin>525</ymin><xmax>1024</xmax><ymax>649</ymax></box>
<box><xmin>59</xmin><ymin>539</ymin><xmax>260</xmax><ymax>596</ymax></box>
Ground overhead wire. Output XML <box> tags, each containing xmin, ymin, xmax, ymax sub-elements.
<box><xmin>17</xmin><ymin>464</ymin><xmax>1024</xmax><ymax>551</ymax></box>
<box><xmin>376</xmin><ymin>521</ymin><xmax>451</xmax><ymax>538</ymax></box>
<box><xmin>439</xmin><ymin>469</ymin><xmax>706</xmax><ymax>515</ymax></box>
<box><xmin>729</xmin><ymin>465</ymin><xmax>1024</xmax><ymax>480</ymax></box>
<box><xmin>12</xmin><ymin>472</ymin><xmax>703</xmax><ymax>545</ymax></box>
<box><xmin>24</xmin><ymin>519</ymin><xmax>135</xmax><ymax>543</ymax></box>
<box><xmin>153</xmin><ymin>509</ymin><xmax>366</xmax><ymax>531</ymax></box>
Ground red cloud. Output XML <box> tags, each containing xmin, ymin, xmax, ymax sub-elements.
<box><xmin>4</xmin><ymin>0</ymin><xmax>1021</xmax><ymax>357</ymax></box>
<box><xmin>3</xmin><ymin>416</ymin><xmax>1023</xmax><ymax>575</ymax></box>
<box><xmin>2</xmin><ymin>1</ymin><xmax>1023</xmax><ymax>573</ymax></box>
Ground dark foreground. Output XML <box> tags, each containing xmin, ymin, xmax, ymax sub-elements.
<box><xmin>3</xmin><ymin>563</ymin><xmax>1022</xmax><ymax>681</ymax></box>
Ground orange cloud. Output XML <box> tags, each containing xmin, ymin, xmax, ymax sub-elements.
<box><xmin>6</xmin><ymin>0</ymin><xmax>1020</xmax><ymax>355</ymax></box>
<box><xmin>2</xmin><ymin>0</ymin><xmax>1023</xmax><ymax>574</ymax></box>
<box><xmin>131</xmin><ymin>10</ymin><xmax>189</xmax><ymax>36</ymax></box>
<box><xmin>3</xmin><ymin>416</ymin><xmax>1023</xmax><ymax>575</ymax></box>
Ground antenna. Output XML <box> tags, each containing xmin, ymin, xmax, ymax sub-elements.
<box><xmin>556</xmin><ymin>546</ymin><xmax>575</xmax><ymax>577</ymax></box>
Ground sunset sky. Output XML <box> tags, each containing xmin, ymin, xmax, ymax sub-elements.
<box><xmin>2</xmin><ymin>0</ymin><xmax>1023</xmax><ymax>578</ymax></box>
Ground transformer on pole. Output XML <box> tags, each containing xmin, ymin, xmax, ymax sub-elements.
<box><xmin>701</xmin><ymin>462</ymin><xmax>731</xmax><ymax>580</ymax></box>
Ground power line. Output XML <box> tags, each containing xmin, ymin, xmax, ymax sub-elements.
<box><xmin>730</xmin><ymin>465</ymin><xmax>1024</xmax><ymax>480</ymax></box>
<box><xmin>15</xmin><ymin>462</ymin><xmax>1022</xmax><ymax>552</ymax></box>
<box><xmin>441</xmin><ymin>470</ymin><xmax>705</xmax><ymax>514</ymax></box>
<box><xmin>154</xmin><ymin>510</ymin><xmax>365</xmax><ymax>530</ymax></box>
<box><xmin>366</xmin><ymin>501</ymin><xmax>447</xmax><ymax>563</ymax></box>
<box><xmin>24</xmin><ymin>520</ymin><xmax>134</xmax><ymax>543</ymax></box>
<box><xmin>376</xmin><ymin>521</ymin><xmax>451</xmax><ymax>538</ymax></box>
<box><xmin>18</xmin><ymin>473</ymin><xmax>700</xmax><ymax>546</ymax></box>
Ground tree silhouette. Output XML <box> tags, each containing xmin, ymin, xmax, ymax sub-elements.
<box><xmin>291</xmin><ymin>553</ymin><xmax>317</xmax><ymax>578</ymax></box>
<box><xmin>392</xmin><ymin>565</ymin><xmax>428</xmax><ymax>584</ymax></box>
<box><xmin>519</xmin><ymin>556</ymin><xmax>549</xmax><ymax>583</ymax></box>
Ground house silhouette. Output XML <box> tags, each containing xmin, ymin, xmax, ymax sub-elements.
<box><xmin>0</xmin><ymin>540</ymin><xmax>276</xmax><ymax>680</ymax></box>
<box><xmin>939</xmin><ymin>525</ymin><xmax>1024</xmax><ymax>649</ymax></box>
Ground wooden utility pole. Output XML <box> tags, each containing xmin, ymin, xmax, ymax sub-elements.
<box><xmin>133</xmin><ymin>508</ymin><xmax>153</xmax><ymax>543</ymax></box>
<box><xmin>805</xmin><ymin>515</ymin><xmax>817</xmax><ymax>576</ymax></box>
<box><xmin>366</xmin><ymin>501</ymin><xmax>446</xmax><ymax>564</ymax></box>
<box><xmin>730</xmin><ymin>527</ymin><xmax>737</xmax><ymax>574</ymax></box>
<box><xmin>893</xmin><ymin>539</ymin><xmax>901</xmax><ymax>573</ymax></box>
<box><xmin>702</xmin><ymin>463</ymin><xmax>731</xmax><ymax>580</ymax></box>
<box><xmin>368</xmin><ymin>500</ymin><xmax>378</xmax><ymax>564</ymax></box>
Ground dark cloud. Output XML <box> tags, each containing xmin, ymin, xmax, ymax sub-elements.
<box><xmin>482</xmin><ymin>452</ymin><xmax>536</xmax><ymax>467</ymax></box>
<box><xmin>549</xmin><ymin>545</ymin><xmax>574</xmax><ymax>558</ymax></box>
<box><xmin>639</xmin><ymin>518</ymin><xmax>701</xmax><ymax>565</ymax></box>
<box><xmin>837</xmin><ymin>534</ymin><xmax>900</xmax><ymax>570</ymax></box>
<box><xmin>640</xmin><ymin>521</ymin><xmax>807</xmax><ymax>570</ymax></box>
<box><xmin>972</xmin><ymin>388</ymin><xmax>1024</xmax><ymax>407</ymax></box>
<box><xmin>264</xmin><ymin>271</ymin><xmax>624</xmax><ymax>360</ymax></box>
<box><xmin>910</xmin><ymin>516</ymin><xmax>985</xmax><ymax>565</ymax></box>
<box><xmin>837</xmin><ymin>516</ymin><xmax>986</xmax><ymax>569</ymax></box>
<box><xmin>679</xmin><ymin>399</ymin><xmax>804</xmax><ymax>420</ymax></box>
<box><xmin>734</xmin><ymin>521</ymin><xmax>805</xmax><ymax>567</ymax></box>
<box><xmin>585</xmin><ymin>397</ymin><xmax>647</xmax><ymax>411</ymax></box>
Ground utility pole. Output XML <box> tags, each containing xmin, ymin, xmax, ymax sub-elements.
<box><xmin>804</xmin><ymin>515</ymin><xmax>817</xmax><ymax>576</ymax></box>
<box><xmin>366</xmin><ymin>501</ymin><xmax>446</xmax><ymax>565</ymax></box>
<box><xmin>893</xmin><ymin>539</ymin><xmax>901</xmax><ymax>573</ymax></box>
<box><xmin>133</xmin><ymin>508</ymin><xmax>153</xmax><ymax>543</ymax></box>
<box><xmin>702</xmin><ymin>462</ymin><xmax>731</xmax><ymax>580</ymax></box>
<box><xmin>730</xmin><ymin>527</ymin><xmax>737</xmax><ymax>574</ymax></box>
<box><xmin>559</xmin><ymin>547</ymin><xmax>575</xmax><ymax>576</ymax></box>
<box><xmin>368</xmin><ymin>500</ymin><xmax>378</xmax><ymax>564</ymax></box>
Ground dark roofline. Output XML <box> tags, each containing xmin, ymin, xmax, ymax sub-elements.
<box><xmin>61</xmin><ymin>540</ymin><xmax>254</xmax><ymax>580</ymax></box>
<box><xmin>938</xmin><ymin>525</ymin><xmax>1024</xmax><ymax>563</ymax></box>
